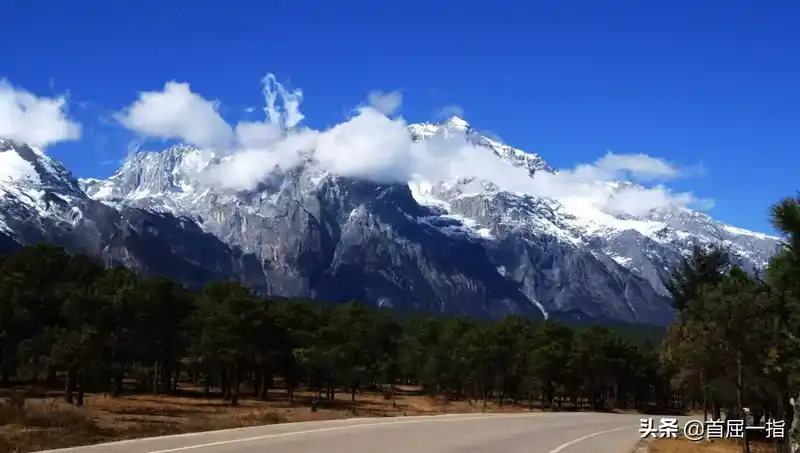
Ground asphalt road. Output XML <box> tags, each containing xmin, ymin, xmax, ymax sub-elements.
<box><xmin>37</xmin><ymin>412</ymin><xmax>692</xmax><ymax>453</ymax></box>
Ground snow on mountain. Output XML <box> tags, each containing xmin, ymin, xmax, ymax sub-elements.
<box><xmin>78</xmin><ymin>116</ymin><xmax>780</xmax><ymax>320</ymax></box>
<box><xmin>402</xmin><ymin>119</ymin><xmax>778</xmax><ymax>293</ymax></box>
<box><xmin>408</xmin><ymin>116</ymin><xmax>553</xmax><ymax>176</ymax></box>
<box><xmin>1</xmin><ymin>138</ymin><xmax>260</xmax><ymax>287</ymax></box>
<box><xmin>0</xmin><ymin>116</ymin><xmax>781</xmax><ymax>325</ymax></box>
<box><xmin>0</xmin><ymin>139</ymin><xmax>86</xmax><ymax>234</ymax></box>
<box><xmin>407</xmin><ymin>120</ymin><xmax>768</xmax><ymax>252</ymax></box>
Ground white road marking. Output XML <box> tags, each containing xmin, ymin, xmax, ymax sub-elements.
<box><xmin>146</xmin><ymin>413</ymin><xmax>552</xmax><ymax>453</ymax></box>
<box><xmin>36</xmin><ymin>413</ymin><xmax>547</xmax><ymax>453</ymax></box>
<box><xmin>38</xmin><ymin>412</ymin><xmax>631</xmax><ymax>453</ymax></box>
<box><xmin>547</xmin><ymin>426</ymin><xmax>631</xmax><ymax>453</ymax></box>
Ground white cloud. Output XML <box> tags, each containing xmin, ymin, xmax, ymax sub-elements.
<box><xmin>119</xmin><ymin>73</ymin><xmax>711</xmax><ymax>216</ymax></box>
<box><xmin>0</xmin><ymin>79</ymin><xmax>81</xmax><ymax>148</ymax></box>
<box><xmin>116</xmin><ymin>75</ymin><xmax>309</xmax><ymax>150</ymax></box>
<box><xmin>262</xmin><ymin>74</ymin><xmax>304</xmax><ymax>129</ymax></box>
<box><xmin>315</xmin><ymin>108</ymin><xmax>415</xmax><ymax>180</ymax></box>
<box><xmin>435</xmin><ymin>104</ymin><xmax>464</xmax><ymax>120</ymax></box>
<box><xmin>527</xmin><ymin>170</ymin><xmax>713</xmax><ymax>216</ymax></box>
<box><xmin>572</xmin><ymin>152</ymin><xmax>680</xmax><ymax>182</ymax></box>
<box><xmin>568</xmin><ymin>151</ymin><xmax>708</xmax><ymax>184</ymax></box>
<box><xmin>115</xmin><ymin>81</ymin><xmax>233</xmax><ymax>149</ymax></box>
<box><xmin>367</xmin><ymin>90</ymin><xmax>402</xmax><ymax>116</ymax></box>
<box><xmin>234</xmin><ymin>121</ymin><xmax>283</xmax><ymax>149</ymax></box>
<box><xmin>521</xmin><ymin>151</ymin><xmax>713</xmax><ymax>215</ymax></box>
<box><xmin>203</xmin><ymin>131</ymin><xmax>318</xmax><ymax>191</ymax></box>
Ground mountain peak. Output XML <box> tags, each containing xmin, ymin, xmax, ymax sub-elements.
<box><xmin>442</xmin><ymin>116</ymin><xmax>470</xmax><ymax>130</ymax></box>
<box><xmin>403</xmin><ymin>119</ymin><xmax>553</xmax><ymax>176</ymax></box>
<box><xmin>0</xmin><ymin>138</ymin><xmax>83</xmax><ymax>197</ymax></box>
<box><xmin>81</xmin><ymin>144</ymin><xmax>217</xmax><ymax>204</ymax></box>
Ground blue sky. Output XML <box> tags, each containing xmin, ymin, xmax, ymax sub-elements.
<box><xmin>1</xmin><ymin>0</ymin><xmax>798</xmax><ymax>234</ymax></box>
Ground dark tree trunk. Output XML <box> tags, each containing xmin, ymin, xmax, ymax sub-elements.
<box><xmin>112</xmin><ymin>372</ymin><xmax>123</xmax><ymax>398</ymax></box>
<box><xmin>230</xmin><ymin>363</ymin><xmax>240</xmax><ymax>406</ymax></box>
<box><xmin>65</xmin><ymin>367</ymin><xmax>76</xmax><ymax>404</ymax></box>
<box><xmin>45</xmin><ymin>366</ymin><xmax>57</xmax><ymax>387</ymax></box>
<box><xmin>153</xmin><ymin>361</ymin><xmax>159</xmax><ymax>394</ymax></box>
<box><xmin>736</xmin><ymin>350</ymin><xmax>751</xmax><ymax>453</ymax></box>
<box><xmin>159</xmin><ymin>358</ymin><xmax>172</xmax><ymax>394</ymax></box>
<box><xmin>221</xmin><ymin>367</ymin><xmax>231</xmax><ymax>401</ymax></box>
<box><xmin>260</xmin><ymin>368</ymin><xmax>272</xmax><ymax>400</ymax></box>
<box><xmin>253</xmin><ymin>370</ymin><xmax>261</xmax><ymax>397</ymax></box>
<box><xmin>702</xmin><ymin>371</ymin><xmax>709</xmax><ymax>423</ymax></box>
<box><xmin>76</xmin><ymin>372</ymin><xmax>85</xmax><ymax>407</ymax></box>
<box><xmin>172</xmin><ymin>361</ymin><xmax>180</xmax><ymax>391</ymax></box>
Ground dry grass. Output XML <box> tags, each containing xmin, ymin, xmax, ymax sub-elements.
<box><xmin>649</xmin><ymin>437</ymin><xmax>779</xmax><ymax>453</ymax></box>
<box><xmin>0</xmin><ymin>385</ymin><xmax>540</xmax><ymax>453</ymax></box>
<box><xmin>0</xmin><ymin>383</ymin><xmax>690</xmax><ymax>453</ymax></box>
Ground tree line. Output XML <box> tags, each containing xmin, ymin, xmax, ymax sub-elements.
<box><xmin>0</xmin><ymin>243</ymin><xmax>672</xmax><ymax>411</ymax></box>
<box><xmin>661</xmin><ymin>193</ymin><xmax>800</xmax><ymax>453</ymax></box>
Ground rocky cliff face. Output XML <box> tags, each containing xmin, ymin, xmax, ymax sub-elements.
<box><xmin>0</xmin><ymin>118</ymin><xmax>781</xmax><ymax>325</ymax></box>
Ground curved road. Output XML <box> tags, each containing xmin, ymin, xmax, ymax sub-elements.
<box><xmin>38</xmin><ymin>412</ymin><xmax>684</xmax><ymax>453</ymax></box>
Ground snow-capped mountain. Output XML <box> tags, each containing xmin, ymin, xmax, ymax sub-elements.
<box><xmin>1</xmin><ymin>117</ymin><xmax>781</xmax><ymax>325</ymax></box>
<box><xmin>0</xmin><ymin>139</ymin><xmax>258</xmax><ymax>286</ymax></box>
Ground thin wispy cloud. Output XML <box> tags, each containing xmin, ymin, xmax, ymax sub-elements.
<box><xmin>367</xmin><ymin>90</ymin><xmax>402</xmax><ymax>116</ymax></box>
<box><xmin>477</xmin><ymin>129</ymin><xmax>504</xmax><ymax>143</ymax></box>
<box><xmin>434</xmin><ymin>104</ymin><xmax>464</xmax><ymax>120</ymax></box>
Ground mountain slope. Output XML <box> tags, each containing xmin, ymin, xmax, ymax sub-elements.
<box><xmin>0</xmin><ymin>139</ymin><xmax>259</xmax><ymax>288</ymax></box>
<box><xmin>1</xmin><ymin>118</ymin><xmax>781</xmax><ymax>325</ymax></box>
<box><xmin>80</xmin><ymin>144</ymin><xmax>548</xmax><ymax>320</ymax></box>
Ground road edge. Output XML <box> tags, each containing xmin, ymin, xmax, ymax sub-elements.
<box><xmin>35</xmin><ymin>411</ymin><xmax>570</xmax><ymax>453</ymax></box>
<box><xmin>632</xmin><ymin>437</ymin><xmax>652</xmax><ymax>453</ymax></box>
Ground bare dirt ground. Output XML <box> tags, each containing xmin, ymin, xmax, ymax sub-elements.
<box><xmin>0</xmin><ymin>384</ymin><xmax>543</xmax><ymax>453</ymax></box>
<box><xmin>0</xmin><ymin>381</ymin><xmax>692</xmax><ymax>453</ymax></box>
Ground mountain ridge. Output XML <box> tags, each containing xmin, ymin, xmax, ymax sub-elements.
<box><xmin>0</xmin><ymin>118</ymin><xmax>780</xmax><ymax>325</ymax></box>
